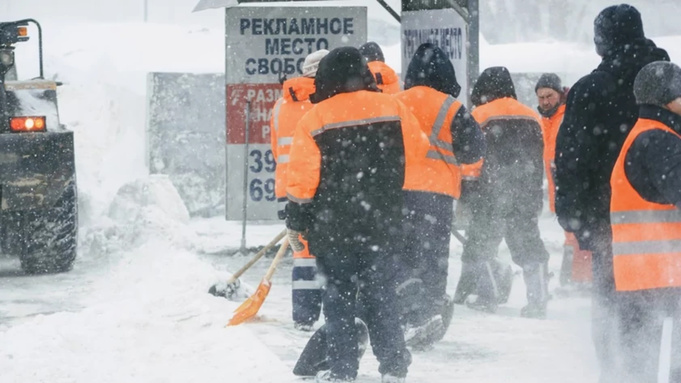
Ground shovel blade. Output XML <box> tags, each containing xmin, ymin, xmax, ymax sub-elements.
<box><xmin>226</xmin><ymin>279</ymin><xmax>272</xmax><ymax>326</ymax></box>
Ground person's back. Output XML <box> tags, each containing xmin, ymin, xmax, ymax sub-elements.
<box><xmin>285</xmin><ymin>46</ymin><xmax>427</xmax><ymax>383</ymax></box>
<box><xmin>293</xmin><ymin>90</ymin><xmax>421</xmax><ymax>247</ymax></box>
<box><xmin>394</xmin><ymin>43</ymin><xmax>485</xmax><ymax>347</ymax></box>
<box><xmin>457</xmin><ymin>66</ymin><xmax>549</xmax><ymax>318</ymax></box>
<box><xmin>469</xmin><ymin>68</ymin><xmax>544</xmax><ymax>213</ymax></box>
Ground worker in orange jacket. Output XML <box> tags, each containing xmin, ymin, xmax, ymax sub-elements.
<box><xmin>359</xmin><ymin>41</ymin><xmax>401</xmax><ymax>94</ymax></box>
<box><xmin>285</xmin><ymin>47</ymin><xmax>428</xmax><ymax>383</ymax></box>
<box><xmin>394</xmin><ymin>43</ymin><xmax>485</xmax><ymax>348</ymax></box>
<box><xmin>454</xmin><ymin>67</ymin><xmax>550</xmax><ymax>319</ymax></box>
<box><xmin>269</xmin><ymin>49</ymin><xmax>328</xmax><ymax>332</ymax></box>
<box><xmin>535</xmin><ymin>73</ymin><xmax>592</xmax><ymax>288</ymax></box>
<box><xmin>608</xmin><ymin>61</ymin><xmax>681</xmax><ymax>382</ymax></box>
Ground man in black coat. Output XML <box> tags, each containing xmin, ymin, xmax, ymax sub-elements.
<box><xmin>553</xmin><ymin>4</ymin><xmax>669</xmax><ymax>380</ymax></box>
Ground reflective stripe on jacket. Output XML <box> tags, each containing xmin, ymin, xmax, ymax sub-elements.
<box><xmin>610</xmin><ymin>118</ymin><xmax>681</xmax><ymax>291</ymax></box>
<box><xmin>285</xmin><ymin>90</ymin><xmax>428</xmax><ymax>238</ymax></box>
<box><xmin>367</xmin><ymin>61</ymin><xmax>401</xmax><ymax>94</ymax></box>
<box><xmin>269</xmin><ymin>76</ymin><xmax>316</xmax><ymax>199</ymax></box>
<box><xmin>460</xmin><ymin>97</ymin><xmax>544</xmax><ymax>184</ymax></box>
<box><xmin>396</xmin><ymin>86</ymin><xmax>463</xmax><ymax>198</ymax></box>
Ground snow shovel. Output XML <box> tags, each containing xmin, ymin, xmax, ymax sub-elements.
<box><xmin>208</xmin><ymin>229</ymin><xmax>287</xmax><ymax>299</ymax></box>
<box><xmin>227</xmin><ymin>237</ymin><xmax>289</xmax><ymax>326</ymax></box>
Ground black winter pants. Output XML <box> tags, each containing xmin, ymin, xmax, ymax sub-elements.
<box><xmin>402</xmin><ymin>190</ymin><xmax>453</xmax><ymax>323</ymax></box>
<box><xmin>461</xmin><ymin>197</ymin><xmax>549</xmax><ymax>267</ymax></box>
<box><xmin>314</xmin><ymin>243</ymin><xmax>411</xmax><ymax>379</ymax></box>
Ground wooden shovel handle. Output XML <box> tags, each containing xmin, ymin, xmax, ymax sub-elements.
<box><xmin>264</xmin><ymin>237</ymin><xmax>289</xmax><ymax>282</ymax></box>
<box><xmin>226</xmin><ymin>229</ymin><xmax>286</xmax><ymax>284</ymax></box>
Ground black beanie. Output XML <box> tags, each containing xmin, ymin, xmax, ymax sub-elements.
<box><xmin>471</xmin><ymin>66</ymin><xmax>517</xmax><ymax>107</ymax></box>
<box><xmin>535</xmin><ymin>73</ymin><xmax>562</xmax><ymax>94</ymax></box>
<box><xmin>310</xmin><ymin>47</ymin><xmax>379</xmax><ymax>104</ymax></box>
<box><xmin>359</xmin><ymin>42</ymin><xmax>385</xmax><ymax>63</ymax></box>
<box><xmin>634</xmin><ymin>61</ymin><xmax>681</xmax><ymax>106</ymax></box>
<box><xmin>594</xmin><ymin>4</ymin><xmax>645</xmax><ymax>53</ymax></box>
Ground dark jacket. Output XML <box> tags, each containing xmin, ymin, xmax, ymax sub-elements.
<box><xmin>403</xmin><ymin>43</ymin><xmax>485</xmax><ymax>165</ymax></box>
<box><xmin>554</xmin><ymin>38</ymin><xmax>669</xmax><ymax>250</ymax></box>
<box><xmin>468</xmin><ymin>67</ymin><xmax>544</xmax><ymax>214</ymax></box>
<box><xmin>625</xmin><ymin>105</ymin><xmax>681</xmax><ymax>207</ymax></box>
<box><xmin>286</xmin><ymin>47</ymin><xmax>428</xmax><ymax>254</ymax></box>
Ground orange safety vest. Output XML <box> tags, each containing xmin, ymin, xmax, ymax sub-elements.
<box><xmin>610</xmin><ymin>118</ymin><xmax>681</xmax><ymax>291</ymax></box>
<box><xmin>460</xmin><ymin>97</ymin><xmax>543</xmax><ymax>181</ymax></box>
<box><xmin>541</xmin><ymin>104</ymin><xmax>565</xmax><ymax>213</ymax></box>
<box><xmin>367</xmin><ymin>61</ymin><xmax>401</xmax><ymax>94</ymax></box>
<box><xmin>396</xmin><ymin>86</ymin><xmax>463</xmax><ymax>198</ymax></box>
<box><xmin>269</xmin><ymin>76</ymin><xmax>316</xmax><ymax>259</ymax></box>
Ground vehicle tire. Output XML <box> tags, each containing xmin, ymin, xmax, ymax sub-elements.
<box><xmin>17</xmin><ymin>182</ymin><xmax>78</xmax><ymax>274</ymax></box>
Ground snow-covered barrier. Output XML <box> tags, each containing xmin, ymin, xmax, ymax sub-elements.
<box><xmin>147</xmin><ymin>72</ymin><xmax>225</xmax><ymax>217</ymax></box>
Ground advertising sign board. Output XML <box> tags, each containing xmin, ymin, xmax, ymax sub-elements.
<box><xmin>401</xmin><ymin>8</ymin><xmax>469</xmax><ymax>102</ymax></box>
<box><xmin>225</xmin><ymin>6</ymin><xmax>367</xmax><ymax>220</ymax></box>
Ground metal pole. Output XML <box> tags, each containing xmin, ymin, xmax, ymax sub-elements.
<box><xmin>144</xmin><ymin>0</ymin><xmax>149</xmax><ymax>22</ymax></box>
<box><xmin>375</xmin><ymin>0</ymin><xmax>401</xmax><ymax>23</ymax></box>
<box><xmin>467</xmin><ymin>0</ymin><xmax>480</xmax><ymax>108</ymax></box>
<box><xmin>240</xmin><ymin>100</ymin><xmax>251</xmax><ymax>253</ymax></box>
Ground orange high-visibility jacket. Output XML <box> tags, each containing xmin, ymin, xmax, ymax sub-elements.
<box><xmin>396</xmin><ymin>86</ymin><xmax>463</xmax><ymax>198</ymax></box>
<box><xmin>541</xmin><ymin>104</ymin><xmax>566</xmax><ymax>213</ymax></box>
<box><xmin>286</xmin><ymin>90</ymin><xmax>427</xmax><ymax>210</ymax></box>
<box><xmin>270</xmin><ymin>77</ymin><xmax>316</xmax><ymax>201</ymax></box>
<box><xmin>367</xmin><ymin>61</ymin><xmax>401</xmax><ymax>94</ymax></box>
<box><xmin>460</xmin><ymin>97</ymin><xmax>544</xmax><ymax>181</ymax></box>
<box><xmin>270</xmin><ymin>77</ymin><xmax>316</xmax><ymax>259</ymax></box>
<box><xmin>610</xmin><ymin>118</ymin><xmax>681</xmax><ymax>291</ymax></box>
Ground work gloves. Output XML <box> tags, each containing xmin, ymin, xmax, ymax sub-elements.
<box><xmin>287</xmin><ymin>228</ymin><xmax>306</xmax><ymax>252</ymax></box>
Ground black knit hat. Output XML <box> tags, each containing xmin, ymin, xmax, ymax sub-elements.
<box><xmin>594</xmin><ymin>4</ymin><xmax>645</xmax><ymax>55</ymax></box>
<box><xmin>535</xmin><ymin>73</ymin><xmax>562</xmax><ymax>94</ymax></box>
<box><xmin>471</xmin><ymin>66</ymin><xmax>517</xmax><ymax>107</ymax></box>
<box><xmin>634</xmin><ymin>61</ymin><xmax>681</xmax><ymax>106</ymax></box>
<box><xmin>310</xmin><ymin>47</ymin><xmax>379</xmax><ymax>104</ymax></box>
<box><xmin>358</xmin><ymin>42</ymin><xmax>385</xmax><ymax>63</ymax></box>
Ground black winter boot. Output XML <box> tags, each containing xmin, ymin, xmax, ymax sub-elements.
<box><xmin>520</xmin><ymin>262</ymin><xmax>549</xmax><ymax>319</ymax></box>
<box><xmin>466</xmin><ymin>261</ymin><xmax>499</xmax><ymax>313</ymax></box>
<box><xmin>453</xmin><ymin>262</ymin><xmax>478</xmax><ymax>304</ymax></box>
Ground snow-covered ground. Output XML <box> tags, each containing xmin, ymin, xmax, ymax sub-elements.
<box><xmin>3</xmin><ymin>16</ymin><xmax>680</xmax><ymax>383</ymax></box>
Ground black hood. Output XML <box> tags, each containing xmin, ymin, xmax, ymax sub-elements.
<box><xmin>310</xmin><ymin>47</ymin><xmax>380</xmax><ymax>104</ymax></box>
<box><xmin>471</xmin><ymin>66</ymin><xmax>517</xmax><ymax>107</ymax></box>
<box><xmin>595</xmin><ymin>37</ymin><xmax>670</xmax><ymax>91</ymax></box>
<box><xmin>359</xmin><ymin>41</ymin><xmax>385</xmax><ymax>62</ymax></box>
<box><xmin>404</xmin><ymin>42</ymin><xmax>461</xmax><ymax>98</ymax></box>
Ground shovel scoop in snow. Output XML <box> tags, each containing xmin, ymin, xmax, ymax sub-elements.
<box><xmin>227</xmin><ymin>238</ymin><xmax>289</xmax><ymax>326</ymax></box>
<box><xmin>208</xmin><ymin>229</ymin><xmax>286</xmax><ymax>300</ymax></box>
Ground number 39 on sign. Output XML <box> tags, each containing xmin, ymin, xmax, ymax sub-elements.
<box><xmin>248</xmin><ymin>148</ymin><xmax>276</xmax><ymax>202</ymax></box>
